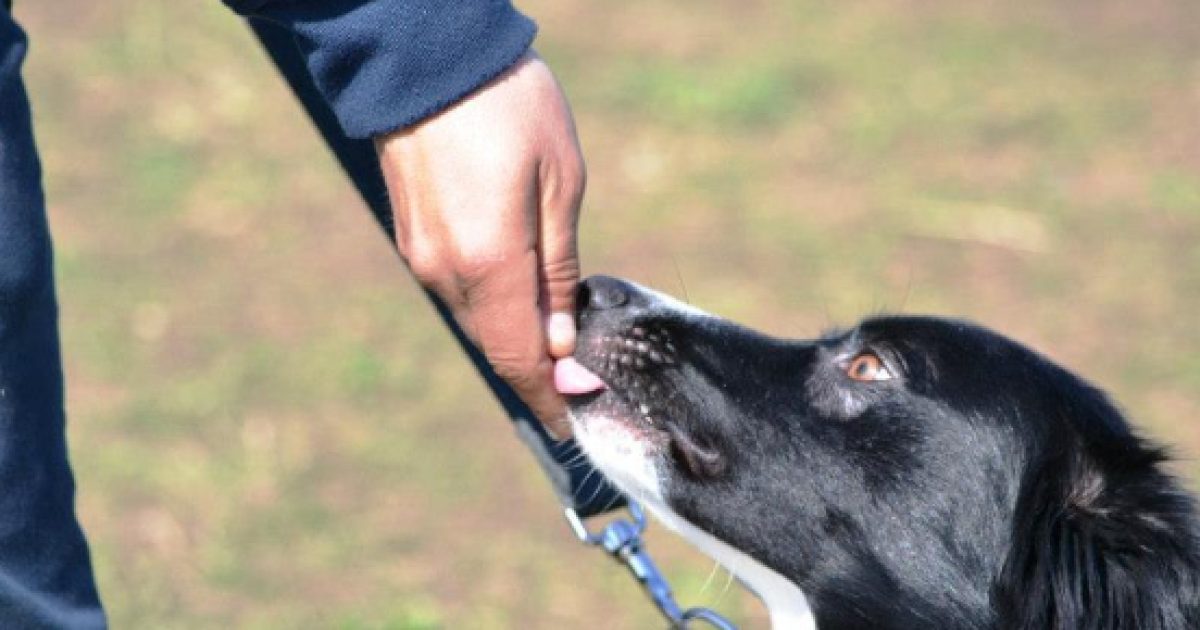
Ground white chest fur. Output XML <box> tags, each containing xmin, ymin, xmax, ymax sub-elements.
<box><xmin>571</xmin><ymin>415</ymin><xmax>816</xmax><ymax>629</ymax></box>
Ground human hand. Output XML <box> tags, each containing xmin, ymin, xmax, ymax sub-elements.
<box><xmin>375</xmin><ymin>52</ymin><xmax>584</xmax><ymax>437</ymax></box>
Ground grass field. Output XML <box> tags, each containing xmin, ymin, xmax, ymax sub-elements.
<box><xmin>16</xmin><ymin>0</ymin><xmax>1200</xmax><ymax>627</ymax></box>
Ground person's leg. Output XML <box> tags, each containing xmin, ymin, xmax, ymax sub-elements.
<box><xmin>0</xmin><ymin>8</ymin><xmax>106</xmax><ymax>628</ymax></box>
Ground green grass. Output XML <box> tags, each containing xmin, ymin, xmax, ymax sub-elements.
<box><xmin>18</xmin><ymin>0</ymin><xmax>1200</xmax><ymax>627</ymax></box>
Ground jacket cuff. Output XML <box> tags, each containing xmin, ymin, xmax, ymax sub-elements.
<box><xmin>227</xmin><ymin>0</ymin><xmax>537</xmax><ymax>139</ymax></box>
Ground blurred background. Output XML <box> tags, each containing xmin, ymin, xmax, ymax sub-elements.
<box><xmin>16</xmin><ymin>0</ymin><xmax>1200</xmax><ymax>627</ymax></box>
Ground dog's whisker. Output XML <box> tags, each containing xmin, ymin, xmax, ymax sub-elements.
<box><xmin>564</xmin><ymin>459</ymin><xmax>595</xmax><ymax>471</ymax></box>
<box><xmin>696</xmin><ymin>560</ymin><xmax>722</xmax><ymax>598</ymax></box>
<box><xmin>670</xmin><ymin>254</ymin><xmax>690</xmax><ymax>305</ymax></box>
<box><xmin>579</xmin><ymin>472</ymin><xmax>614</xmax><ymax>507</ymax></box>
<box><xmin>598</xmin><ymin>490</ymin><xmax>624</xmax><ymax>515</ymax></box>
<box><xmin>553</xmin><ymin>442</ymin><xmax>582</xmax><ymax>458</ymax></box>
<box><xmin>574</xmin><ymin>468</ymin><xmax>598</xmax><ymax>493</ymax></box>
<box><xmin>563</xmin><ymin>456</ymin><xmax>592</xmax><ymax>469</ymax></box>
<box><xmin>558</xmin><ymin>450</ymin><xmax>590</xmax><ymax>466</ymax></box>
<box><xmin>714</xmin><ymin>567</ymin><xmax>735</xmax><ymax>606</ymax></box>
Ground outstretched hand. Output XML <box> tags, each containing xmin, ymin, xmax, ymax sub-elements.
<box><xmin>375</xmin><ymin>52</ymin><xmax>584</xmax><ymax>437</ymax></box>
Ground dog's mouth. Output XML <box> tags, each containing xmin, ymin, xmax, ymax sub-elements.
<box><xmin>555</xmin><ymin>318</ymin><xmax>687</xmax><ymax>503</ymax></box>
<box><xmin>560</xmin><ymin>316</ymin><xmax>733</xmax><ymax>487</ymax></box>
<box><xmin>557</xmin><ymin>321</ymin><xmax>680</xmax><ymax>438</ymax></box>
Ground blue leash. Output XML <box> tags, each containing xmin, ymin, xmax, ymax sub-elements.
<box><xmin>566</xmin><ymin>501</ymin><xmax>738</xmax><ymax>629</ymax></box>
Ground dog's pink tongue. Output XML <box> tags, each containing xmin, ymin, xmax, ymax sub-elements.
<box><xmin>554</xmin><ymin>357</ymin><xmax>608</xmax><ymax>395</ymax></box>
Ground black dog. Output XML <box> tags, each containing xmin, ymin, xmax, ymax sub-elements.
<box><xmin>557</xmin><ymin>276</ymin><xmax>1200</xmax><ymax>629</ymax></box>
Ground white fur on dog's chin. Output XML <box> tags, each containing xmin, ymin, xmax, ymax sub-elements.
<box><xmin>571</xmin><ymin>412</ymin><xmax>816</xmax><ymax>630</ymax></box>
<box><xmin>570</xmin><ymin>413</ymin><xmax>663</xmax><ymax>505</ymax></box>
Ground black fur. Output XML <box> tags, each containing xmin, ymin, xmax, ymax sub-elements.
<box><xmin>570</xmin><ymin>276</ymin><xmax>1200</xmax><ymax>630</ymax></box>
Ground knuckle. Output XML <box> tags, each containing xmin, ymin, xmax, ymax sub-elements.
<box><xmin>405</xmin><ymin>248</ymin><xmax>447</xmax><ymax>287</ymax></box>
<box><xmin>452</xmin><ymin>261</ymin><xmax>491</xmax><ymax>294</ymax></box>
<box><xmin>568</xmin><ymin>156</ymin><xmax>587</xmax><ymax>199</ymax></box>
<box><xmin>455</xmin><ymin>250</ymin><xmax>504</xmax><ymax>278</ymax></box>
<box><xmin>541</xmin><ymin>256</ymin><xmax>580</xmax><ymax>284</ymax></box>
<box><xmin>452</xmin><ymin>253</ymin><xmax>511</xmax><ymax>297</ymax></box>
<box><xmin>540</xmin><ymin>153</ymin><xmax>586</xmax><ymax>212</ymax></box>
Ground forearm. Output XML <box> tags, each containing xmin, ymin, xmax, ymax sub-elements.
<box><xmin>224</xmin><ymin>0</ymin><xmax>537</xmax><ymax>138</ymax></box>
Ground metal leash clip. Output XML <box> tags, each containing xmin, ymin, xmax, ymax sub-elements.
<box><xmin>565</xmin><ymin>501</ymin><xmax>738</xmax><ymax>629</ymax></box>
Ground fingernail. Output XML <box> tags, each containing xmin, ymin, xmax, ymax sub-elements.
<box><xmin>546</xmin><ymin>312</ymin><xmax>577</xmax><ymax>358</ymax></box>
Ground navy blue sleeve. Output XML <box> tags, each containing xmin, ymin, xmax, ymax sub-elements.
<box><xmin>224</xmin><ymin>0</ymin><xmax>537</xmax><ymax>139</ymax></box>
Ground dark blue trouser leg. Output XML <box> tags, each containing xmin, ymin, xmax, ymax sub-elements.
<box><xmin>0</xmin><ymin>9</ymin><xmax>106</xmax><ymax>629</ymax></box>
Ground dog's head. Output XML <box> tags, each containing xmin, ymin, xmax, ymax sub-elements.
<box><xmin>563</xmin><ymin>275</ymin><xmax>1200</xmax><ymax>629</ymax></box>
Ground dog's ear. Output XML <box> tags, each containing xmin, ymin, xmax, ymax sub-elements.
<box><xmin>995</xmin><ymin>383</ymin><xmax>1200</xmax><ymax>629</ymax></box>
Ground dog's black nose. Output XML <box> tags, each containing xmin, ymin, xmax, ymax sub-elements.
<box><xmin>578</xmin><ymin>275</ymin><xmax>629</xmax><ymax>311</ymax></box>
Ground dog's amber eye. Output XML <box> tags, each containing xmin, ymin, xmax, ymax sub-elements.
<box><xmin>845</xmin><ymin>352</ymin><xmax>892</xmax><ymax>382</ymax></box>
